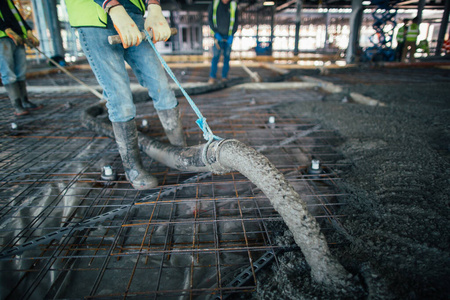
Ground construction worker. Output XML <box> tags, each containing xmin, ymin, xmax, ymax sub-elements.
<box><xmin>208</xmin><ymin>0</ymin><xmax>238</xmax><ymax>84</ymax></box>
<box><xmin>395</xmin><ymin>18</ymin><xmax>408</xmax><ymax>62</ymax></box>
<box><xmin>401</xmin><ymin>17</ymin><xmax>420</xmax><ymax>63</ymax></box>
<box><xmin>65</xmin><ymin>0</ymin><xmax>186</xmax><ymax>190</ymax></box>
<box><xmin>0</xmin><ymin>0</ymin><xmax>42</xmax><ymax>116</ymax></box>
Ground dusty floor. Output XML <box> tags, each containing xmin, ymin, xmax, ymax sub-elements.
<box><xmin>252</xmin><ymin>65</ymin><xmax>450</xmax><ymax>299</ymax></box>
<box><xmin>2</xmin><ymin>62</ymin><xmax>449</xmax><ymax>299</ymax></box>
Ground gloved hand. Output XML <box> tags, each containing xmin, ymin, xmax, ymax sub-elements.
<box><xmin>227</xmin><ymin>35</ymin><xmax>233</xmax><ymax>45</ymax></box>
<box><xmin>5</xmin><ymin>28</ymin><xmax>23</xmax><ymax>45</ymax></box>
<box><xmin>109</xmin><ymin>5</ymin><xmax>141</xmax><ymax>48</ymax></box>
<box><xmin>26</xmin><ymin>30</ymin><xmax>40</xmax><ymax>47</ymax></box>
<box><xmin>214</xmin><ymin>32</ymin><xmax>224</xmax><ymax>41</ymax></box>
<box><xmin>145</xmin><ymin>4</ymin><xmax>170</xmax><ymax>43</ymax></box>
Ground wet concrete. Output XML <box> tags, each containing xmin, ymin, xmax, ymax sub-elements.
<box><xmin>258</xmin><ymin>65</ymin><xmax>450</xmax><ymax>299</ymax></box>
<box><xmin>1</xmin><ymin>62</ymin><xmax>448</xmax><ymax>299</ymax></box>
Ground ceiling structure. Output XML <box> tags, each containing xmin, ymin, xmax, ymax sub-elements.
<box><xmin>163</xmin><ymin>0</ymin><xmax>447</xmax><ymax>12</ymax></box>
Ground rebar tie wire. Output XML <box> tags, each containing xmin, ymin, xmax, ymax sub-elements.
<box><xmin>144</xmin><ymin>31</ymin><xmax>221</xmax><ymax>144</ymax></box>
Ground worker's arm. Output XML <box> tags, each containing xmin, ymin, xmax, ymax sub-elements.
<box><xmin>208</xmin><ymin>3</ymin><xmax>224</xmax><ymax>41</ymax></box>
<box><xmin>232</xmin><ymin>6</ymin><xmax>239</xmax><ymax>36</ymax></box>
<box><xmin>0</xmin><ymin>3</ymin><xmax>29</xmax><ymax>45</ymax></box>
<box><xmin>5</xmin><ymin>28</ymin><xmax>23</xmax><ymax>45</ymax></box>
<box><xmin>144</xmin><ymin>1</ymin><xmax>171</xmax><ymax>43</ymax></box>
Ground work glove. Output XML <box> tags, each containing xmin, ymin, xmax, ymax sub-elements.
<box><xmin>26</xmin><ymin>30</ymin><xmax>40</xmax><ymax>47</ymax></box>
<box><xmin>145</xmin><ymin>4</ymin><xmax>170</xmax><ymax>43</ymax></box>
<box><xmin>214</xmin><ymin>32</ymin><xmax>224</xmax><ymax>41</ymax></box>
<box><xmin>109</xmin><ymin>5</ymin><xmax>141</xmax><ymax>48</ymax></box>
<box><xmin>5</xmin><ymin>28</ymin><xmax>23</xmax><ymax>45</ymax></box>
<box><xmin>227</xmin><ymin>35</ymin><xmax>233</xmax><ymax>45</ymax></box>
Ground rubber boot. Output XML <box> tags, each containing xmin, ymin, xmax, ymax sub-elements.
<box><xmin>157</xmin><ymin>106</ymin><xmax>187</xmax><ymax>147</ymax></box>
<box><xmin>18</xmin><ymin>80</ymin><xmax>43</xmax><ymax>110</ymax></box>
<box><xmin>4</xmin><ymin>82</ymin><xmax>29</xmax><ymax>116</ymax></box>
<box><xmin>112</xmin><ymin>119</ymin><xmax>158</xmax><ymax>190</ymax></box>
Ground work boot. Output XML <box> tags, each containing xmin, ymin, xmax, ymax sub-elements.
<box><xmin>4</xmin><ymin>82</ymin><xmax>29</xmax><ymax>116</ymax></box>
<box><xmin>18</xmin><ymin>80</ymin><xmax>43</xmax><ymax>110</ymax></box>
<box><xmin>157</xmin><ymin>106</ymin><xmax>187</xmax><ymax>147</ymax></box>
<box><xmin>112</xmin><ymin>119</ymin><xmax>158</xmax><ymax>190</ymax></box>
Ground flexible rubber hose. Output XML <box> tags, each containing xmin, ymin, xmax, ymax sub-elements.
<box><xmin>217</xmin><ymin>139</ymin><xmax>352</xmax><ymax>288</ymax></box>
<box><xmin>81</xmin><ymin>104</ymin><xmax>352</xmax><ymax>289</ymax></box>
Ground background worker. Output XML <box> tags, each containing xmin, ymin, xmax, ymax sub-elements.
<box><xmin>0</xmin><ymin>0</ymin><xmax>42</xmax><ymax>116</ymax></box>
<box><xmin>401</xmin><ymin>17</ymin><xmax>420</xmax><ymax>63</ymax></box>
<box><xmin>395</xmin><ymin>18</ymin><xmax>408</xmax><ymax>62</ymax></box>
<box><xmin>65</xmin><ymin>0</ymin><xmax>186</xmax><ymax>190</ymax></box>
<box><xmin>208</xmin><ymin>0</ymin><xmax>238</xmax><ymax>84</ymax></box>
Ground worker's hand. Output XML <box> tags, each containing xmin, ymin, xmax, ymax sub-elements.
<box><xmin>109</xmin><ymin>5</ymin><xmax>141</xmax><ymax>48</ymax></box>
<box><xmin>26</xmin><ymin>30</ymin><xmax>40</xmax><ymax>47</ymax></box>
<box><xmin>145</xmin><ymin>4</ymin><xmax>170</xmax><ymax>43</ymax></box>
<box><xmin>214</xmin><ymin>32</ymin><xmax>224</xmax><ymax>41</ymax></box>
<box><xmin>5</xmin><ymin>28</ymin><xmax>23</xmax><ymax>46</ymax></box>
<box><xmin>227</xmin><ymin>36</ymin><xmax>233</xmax><ymax>45</ymax></box>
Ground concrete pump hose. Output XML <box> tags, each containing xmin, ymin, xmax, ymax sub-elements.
<box><xmin>81</xmin><ymin>104</ymin><xmax>352</xmax><ymax>289</ymax></box>
<box><xmin>216</xmin><ymin>139</ymin><xmax>353</xmax><ymax>289</ymax></box>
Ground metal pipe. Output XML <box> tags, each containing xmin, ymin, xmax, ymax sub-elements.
<box><xmin>82</xmin><ymin>104</ymin><xmax>352</xmax><ymax>289</ymax></box>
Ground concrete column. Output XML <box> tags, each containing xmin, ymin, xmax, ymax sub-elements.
<box><xmin>324</xmin><ymin>10</ymin><xmax>330</xmax><ymax>51</ymax></box>
<box><xmin>31</xmin><ymin>0</ymin><xmax>64</xmax><ymax>58</ymax></box>
<box><xmin>170</xmin><ymin>11</ymin><xmax>177</xmax><ymax>52</ymax></box>
<box><xmin>270</xmin><ymin>5</ymin><xmax>275</xmax><ymax>55</ymax></box>
<box><xmin>435</xmin><ymin>0</ymin><xmax>450</xmax><ymax>56</ymax></box>
<box><xmin>346</xmin><ymin>0</ymin><xmax>363</xmax><ymax>64</ymax></box>
<box><xmin>294</xmin><ymin>0</ymin><xmax>302</xmax><ymax>55</ymax></box>
<box><xmin>416</xmin><ymin>0</ymin><xmax>426</xmax><ymax>24</ymax></box>
<box><xmin>256</xmin><ymin>10</ymin><xmax>260</xmax><ymax>45</ymax></box>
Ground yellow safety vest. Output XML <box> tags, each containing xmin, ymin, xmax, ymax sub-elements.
<box><xmin>406</xmin><ymin>23</ymin><xmax>419</xmax><ymax>42</ymax></box>
<box><xmin>0</xmin><ymin>0</ymin><xmax>28</xmax><ymax>38</ymax></box>
<box><xmin>65</xmin><ymin>0</ymin><xmax>145</xmax><ymax>28</ymax></box>
<box><xmin>212</xmin><ymin>0</ymin><xmax>237</xmax><ymax>36</ymax></box>
<box><xmin>396</xmin><ymin>25</ymin><xmax>405</xmax><ymax>43</ymax></box>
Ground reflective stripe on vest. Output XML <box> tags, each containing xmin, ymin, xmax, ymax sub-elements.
<box><xmin>212</xmin><ymin>0</ymin><xmax>237</xmax><ymax>36</ymax></box>
<box><xmin>406</xmin><ymin>24</ymin><xmax>419</xmax><ymax>42</ymax></box>
<box><xmin>0</xmin><ymin>0</ymin><xmax>27</xmax><ymax>38</ymax></box>
<box><xmin>65</xmin><ymin>0</ymin><xmax>145</xmax><ymax>28</ymax></box>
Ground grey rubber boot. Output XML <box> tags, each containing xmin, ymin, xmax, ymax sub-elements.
<box><xmin>18</xmin><ymin>80</ymin><xmax>43</xmax><ymax>110</ymax></box>
<box><xmin>112</xmin><ymin>119</ymin><xmax>158</xmax><ymax>190</ymax></box>
<box><xmin>157</xmin><ymin>106</ymin><xmax>187</xmax><ymax>147</ymax></box>
<box><xmin>4</xmin><ymin>82</ymin><xmax>29</xmax><ymax>116</ymax></box>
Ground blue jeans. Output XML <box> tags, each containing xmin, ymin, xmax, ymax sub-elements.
<box><xmin>0</xmin><ymin>38</ymin><xmax>27</xmax><ymax>85</ymax></box>
<box><xmin>77</xmin><ymin>12</ymin><xmax>177</xmax><ymax>123</ymax></box>
<box><xmin>209</xmin><ymin>40</ymin><xmax>231</xmax><ymax>79</ymax></box>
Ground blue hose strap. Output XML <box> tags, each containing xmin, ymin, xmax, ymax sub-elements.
<box><xmin>144</xmin><ymin>31</ymin><xmax>221</xmax><ymax>142</ymax></box>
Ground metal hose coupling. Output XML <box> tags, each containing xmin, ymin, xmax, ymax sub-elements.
<box><xmin>201</xmin><ymin>138</ymin><xmax>238</xmax><ymax>174</ymax></box>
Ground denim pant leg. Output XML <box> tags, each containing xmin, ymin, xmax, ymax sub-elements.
<box><xmin>0</xmin><ymin>39</ymin><xmax>26</xmax><ymax>85</ymax></box>
<box><xmin>124</xmin><ymin>13</ymin><xmax>177</xmax><ymax>111</ymax></box>
<box><xmin>14</xmin><ymin>44</ymin><xmax>27</xmax><ymax>82</ymax></box>
<box><xmin>77</xmin><ymin>27</ymin><xmax>135</xmax><ymax>123</ymax></box>
<box><xmin>209</xmin><ymin>43</ymin><xmax>222</xmax><ymax>79</ymax></box>
<box><xmin>221</xmin><ymin>42</ymin><xmax>231</xmax><ymax>79</ymax></box>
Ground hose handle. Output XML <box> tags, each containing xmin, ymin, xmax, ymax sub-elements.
<box><xmin>108</xmin><ymin>28</ymin><xmax>178</xmax><ymax>45</ymax></box>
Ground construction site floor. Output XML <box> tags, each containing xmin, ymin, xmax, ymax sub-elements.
<box><xmin>0</xmin><ymin>61</ymin><xmax>449</xmax><ymax>299</ymax></box>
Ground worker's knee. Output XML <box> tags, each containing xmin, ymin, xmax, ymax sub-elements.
<box><xmin>107</xmin><ymin>102</ymin><xmax>136</xmax><ymax>123</ymax></box>
<box><xmin>1</xmin><ymin>73</ymin><xmax>17</xmax><ymax>85</ymax></box>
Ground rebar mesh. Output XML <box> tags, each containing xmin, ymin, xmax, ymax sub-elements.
<box><xmin>0</xmin><ymin>81</ymin><xmax>348</xmax><ymax>299</ymax></box>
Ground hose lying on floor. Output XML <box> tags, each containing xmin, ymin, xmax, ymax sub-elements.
<box><xmin>82</xmin><ymin>104</ymin><xmax>354</xmax><ymax>290</ymax></box>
